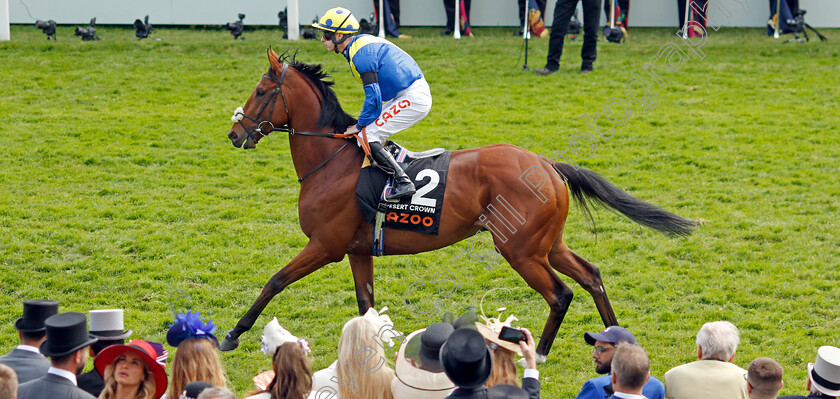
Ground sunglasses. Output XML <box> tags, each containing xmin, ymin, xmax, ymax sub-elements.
<box><xmin>322</xmin><ymin>30</ymin><xmax>335</xmax><ymax>41</ymax></box>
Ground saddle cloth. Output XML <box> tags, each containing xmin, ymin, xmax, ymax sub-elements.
<box><xmin>355</xmin><ymin>141</ymin><xmax>451</xmax><ymax>236</ymax></box>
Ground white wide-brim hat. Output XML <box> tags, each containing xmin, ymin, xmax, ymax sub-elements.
<box><xmin>808</xmin><ymin>346</ymin><xmax>840</xmax><ymax>396</ymax></box>
<box><xmin>393</xmin><ymin>329</ymin><xmax>455</xmax><ymax>398</ymax></box>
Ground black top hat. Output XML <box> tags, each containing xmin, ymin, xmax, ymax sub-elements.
<box><xmin>15</xmin><ymin>299</ymin><xmax>59</xmax><ymax>333</ymax></box>
<box><xmin>439</xmin><ymin>328</ymin><xmax>493</xmax><ymax>389</ymax></box>
<box><xmin>488</xmin><ymin>384</ymin><xmax>529</xmax><ymax>399</ymax></box>
<box><xmin>183</xmin><ymin>381</ymin><xmax>214</xmax><ymax>399</ymax></box>
<box><xmin>40</xmin><ymin>312</ymin><xmax>98</xmax><ymax>358</ymax></box>
<box><xmin>418</xmin><ymin>322</ymin><xmax>455</xmax><ymax>373</ymax></box>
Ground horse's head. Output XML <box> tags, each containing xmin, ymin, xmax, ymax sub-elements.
<box><xmin>228</xmin><ymin>48</ymin><xmax>291</xmax><ymax>149</ymax></box>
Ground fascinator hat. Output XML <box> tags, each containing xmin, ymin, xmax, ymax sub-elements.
<box><xmin>261</xmin><ymin>317</ymin><xmax>311</xmax><ymax>355</ymax></box>
<box><xmin>166</xmin><ymin>311</ymin><xmax>218</xmax><ymax>348</ymax></box>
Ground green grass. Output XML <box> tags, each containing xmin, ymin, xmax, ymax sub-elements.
<box><xmin>1</xmin><ymin>24</ymin><xmax>839</xmax><ymax>397</ymax></box>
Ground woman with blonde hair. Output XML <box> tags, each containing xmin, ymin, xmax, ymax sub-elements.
<box><xmin>95</xmin><ymin>340</ymin><xmax>168</xmax><ymax>399</ymax></box>
<box><xmin>165</xmin><ymin>312</ymin><xmax>227</xmax><ymax>398</ymax></box>
<box><xmin>310</xmin><ymin>312</ymin><xmax>396</xmax><ymax>399</ymax></box>
<box><xmin>336</xmin><ymin>316</ymin><xmax>395</xmax><ymax>399</ymax></box>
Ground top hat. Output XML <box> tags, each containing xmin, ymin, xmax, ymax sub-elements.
<box><xmin>40</xmin><ymin>312</ymin><xmax>98</xmax><ymax>357</ymax></box>
<box><xmin>88</xmin><ymin>309</ymin><xmax>133</xmax><ymax>340</ymax></box>
<box><xmin>393</xmin><ymin>329</ymin><xmax>456</xmax><ymax>398</ymax></box>
<box><xmin>14</xmin><ymin>299</ymin><xmax>59</xmax><ymax>333</ymax></box>
<box><xmin>584</xmin><ymin>326</ymin><xmax>637</xmax><ymax>346</ymax></box>
<box><xmin>487</xmin><ymin>384</ymin><xmax>529</xmax><ymax>399</ymax></box>
<box><xmin>94</xmin><ymin>340</ymin><xmax>168</xmax><ymax>399</ymax></box>
<box><xmin>808</xmin><ymin>346</ymin><xmax>840</xmax><ymax>396</ymax></box>
<box><xmin>182</xmin><ymin>381</ymin><xmax>214</xmax><ymax>399</ymax></box>
<box><xmin>439</xmin><ymin>328</ymin><xmax>493</xmax><ymax>389</ymax></box>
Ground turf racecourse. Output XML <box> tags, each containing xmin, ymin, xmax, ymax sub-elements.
<box><xmin>1</xmin><ymin>24</ymin><xmax>838</xmax><ymax>397</ymax></box>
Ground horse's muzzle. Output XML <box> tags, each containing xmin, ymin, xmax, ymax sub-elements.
<box><xmin>228</xmin><ymin>130</ymin><xmax>255</xmax><ymax>149</ymax></box>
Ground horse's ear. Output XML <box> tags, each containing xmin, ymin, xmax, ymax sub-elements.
<box><xmin>267</xmin><ymin>47</ymin><xmax>282</xmax><ymax>74</ymax></box>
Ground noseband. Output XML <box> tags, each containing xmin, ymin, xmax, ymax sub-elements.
<box><xmin>231</xmin><ymin>63</ymin><xmax>293</xmax><ymax>141</ymax></box>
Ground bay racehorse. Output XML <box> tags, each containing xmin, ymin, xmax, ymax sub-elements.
<box><xmin>222</xmin><ymin>49</ymin><xmax>696</xmax><ymax>359</ymax></box>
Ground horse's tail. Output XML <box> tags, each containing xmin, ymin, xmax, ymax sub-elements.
<box><xmin>552</xmin><ymin>162</ymin><xmax>697</xmax><ymax>237</ymax></box>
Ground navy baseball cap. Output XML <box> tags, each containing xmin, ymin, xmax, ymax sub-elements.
<box><xmin>584</xmin><ymin>326</ymin><xmax>636</xmax><ymax>346</ymax></box>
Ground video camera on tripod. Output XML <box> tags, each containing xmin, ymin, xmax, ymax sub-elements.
<box><xmin>75</xmin><ymin>18</ymin><xmax>99</xmax><ymax>41</ymax></box>
<box><xmin>785</xmin><ymin>10</ymin><xmax>827</xmax><ymax>42</ymax></box>
<box><xmin>225</xmin><ymin>13</ymin><xmax>246</xmax><ymax>40</ymax></box>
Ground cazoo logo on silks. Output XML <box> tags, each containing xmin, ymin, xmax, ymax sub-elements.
<box><xmin>374</xmin><ymin>100</ymin><xmax>411</xmax><ymax>127</ymax></box>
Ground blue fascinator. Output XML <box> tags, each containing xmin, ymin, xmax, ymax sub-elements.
<box><xmin>166</xmin><ymin>311</ymin><xmax>218</xmax><ymax>348</ymax></box>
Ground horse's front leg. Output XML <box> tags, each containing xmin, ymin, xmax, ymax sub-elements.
<box><xmin>220</xmin><ymin>241</ymin><xmax>344</xmax><ymax>351</ymax></box>
<box><xmin>348</xmin><ymin>254</ymin><xmax>375</xmax><ymax>315</ymax></box>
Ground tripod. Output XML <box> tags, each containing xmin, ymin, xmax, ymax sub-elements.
<box><xmin>522</xmin><ymin>8</ymin><xmax>531</xmax><ymax>70</ymax></box>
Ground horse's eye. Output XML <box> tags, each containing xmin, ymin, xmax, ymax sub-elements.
<box><xmin>256</xmin><ymin>88</ymin><xmax>266</xmax><ymax>96</ymax></box>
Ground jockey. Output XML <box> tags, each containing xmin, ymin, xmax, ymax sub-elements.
<box><xmin>312</xmin><ymin>7</ymin><xmax>432</xmax><ymax>201</ymax></box>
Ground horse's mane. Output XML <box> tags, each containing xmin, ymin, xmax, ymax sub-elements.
<box><xmin>274</xmin><ymin>51</ymin><xmax>358</xmax><ymax>133</ymax></box>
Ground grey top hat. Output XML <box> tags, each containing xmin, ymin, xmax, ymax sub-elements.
<box><xmin>88</xmin><ymin>309</ymin><xmax>132</xmax><ymax>340</ymax></box>
<box><xmin>439</xmin><ymin>328</ymin><xmax>493</xmax><ymax>389</ymax></box>
<box><xmin>15</xmin><ymin>299</ymin><xmax>59</xmax><ymax>333</ymax></box>
<box><xmin>809</xmin><ymin>346</ymin><xmax>840</xmax><ymax>396</ymax></box>
<box><xmin>40</xmin><ymin>312</ymin><xmax>98</xmax><ymax>357</ymax></box>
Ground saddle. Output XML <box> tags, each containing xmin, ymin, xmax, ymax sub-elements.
<box><xmin>355</xmin><ymin>141</ymin><xmax>452</xmax><ymax>256</ymax></box>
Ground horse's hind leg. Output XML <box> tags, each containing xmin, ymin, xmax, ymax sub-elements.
<box><xmin>348</xmin><ymin>254</ymin><xmax>375</xmax><ymax>315</ymax></box>
<box><xmin>502</xmin><ymin>253</ymin><xmax>574</xmax><ymax>361</ymax></box>
<box><xmin>548</xmin><ymin>240</ymin><xmax>618</xmax><ymax>327</ymax></box>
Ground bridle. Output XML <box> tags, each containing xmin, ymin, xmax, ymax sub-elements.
<box><xmin>231</xmin><ymin>63</ymin><xmax>293</xmax><ymax>142</ymax></box>
<box><xmin>231</xmin><ymin>62</ymin><xmax>364</xmax><ymax>182</ymax></box>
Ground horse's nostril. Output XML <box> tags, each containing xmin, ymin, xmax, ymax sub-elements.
<box><xmin>228</xmin><ymin>131</ymin><xmax>238</xmax><ymax>140</ymax></box>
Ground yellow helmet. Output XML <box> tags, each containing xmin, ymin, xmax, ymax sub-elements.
<box><xmin>312</xmin><ymin>7</ymin><xmax>359</xmax><ymax>34</ymax></box>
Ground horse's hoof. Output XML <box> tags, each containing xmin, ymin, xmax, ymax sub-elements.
<box><xmin>219</xmin><ymin>336</ymin><xmax>240</xmax><ymax>352</ymax></box>
<box><xmin>535</xmin><ymin>354</ymin><xmax>547</xmax><ymax>364</ymax></box>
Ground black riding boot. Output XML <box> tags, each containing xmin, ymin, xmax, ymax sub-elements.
<box><xmin>370</xmin><ymin>142</ymin><xmax>415</xmax><ymax>201</ymax></box>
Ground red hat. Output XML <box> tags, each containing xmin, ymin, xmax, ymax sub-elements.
<box><xmin>94</xmin><ymin>340</ymin><xmax>168</xmax><ymax>399</ymax></box>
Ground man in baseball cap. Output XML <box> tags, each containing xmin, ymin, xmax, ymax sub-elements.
<box><xmin>575</xmin><ymin>325</ymin><xmax>665</xmax><ymax>399</ymax></box>
<box><xmin>0</xmin><ymin>299</ymin><xmax>59</xmax><ymax>383</ymax></box>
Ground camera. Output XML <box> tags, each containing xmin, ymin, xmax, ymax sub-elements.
<box><xmin>785</xmin><ymin>10</ymin><xmax>806</xmax><ymax>33</ymax></box>
<box><xmin>498</xmin><ymin>326</ymin><xmax>526</xmax><ymax>344</ymax></box>
<box><xmin>134</xmin><ymin>15</ymin><xmax>153</xmax><ymax>39</ymax></box>
<box><xmin>75</xmin><ymin>18</ymin><xmax>99</xmax><ymax>41</ymax></box>
<box><xmin>35</xmin><ymin>20</ymin><xmax>57</xmax><ymax>40</ymax></box>
<box><xmin>358</xmin><ymin>13</ymin><xmax>378</xmax><ymax>35</ymax></box>
<box><xmin>225</xmin><ymin>13</ymin><xmax>245</xmax><ymax>40</ymax></box>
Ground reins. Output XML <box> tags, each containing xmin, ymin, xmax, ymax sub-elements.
<box><xmin>233</xmin><ymin>62</ymin><xmax>374</xmax><ymax>183</ymax></box>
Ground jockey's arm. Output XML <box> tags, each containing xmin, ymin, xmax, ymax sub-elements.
<box><xmin>356</xmin><ymin>71</ymin><xmax>382</xmax><ymax>130</ymax></box>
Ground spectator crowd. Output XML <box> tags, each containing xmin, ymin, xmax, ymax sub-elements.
<box><xmin>0</xmin><ymin>299</ymin><xmax>838</xmax><ymax>399</ymax></box>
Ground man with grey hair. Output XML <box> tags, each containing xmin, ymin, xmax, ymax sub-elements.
<box><xmin>664</xmin><ymin>321</ymin><xmax>748</xmax><ymax>399</ymax></box>
<box><xmin>0</xmin><ymin>364</ymin><xmax>17</xmax><ymax>399</ymax></box>
<box><xmin>747</xmin><ymin>357</ymin><xmax>784</xmax><ymax>399</ymax></box>
<box><xmin>610</xmin><ymin>342</ymin><xmax>651</xmax><ymax>398</ymax></box>
<box><xmin>196</xmin><ymin>386</ymin><xmax>237</xmax><ymax>399</ymax></box>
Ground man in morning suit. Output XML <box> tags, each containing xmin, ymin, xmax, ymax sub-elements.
<box><xmin>0</xmin><ymin>299</ymin><xmax>59</xmax><ymax>383</ymax></box>
<box><xmin>16</xmin><ymin>312</ymin><xmax>99</xmax><ymax>399</ymax></box>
